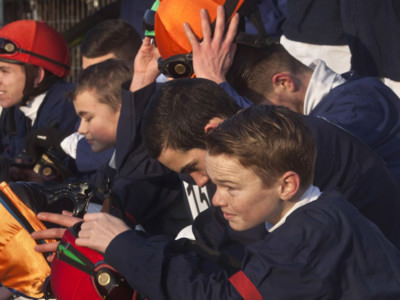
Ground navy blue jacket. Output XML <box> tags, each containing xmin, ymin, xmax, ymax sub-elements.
<box><xmin>283</xmin><ymin>0</ymin><xmax>346</xmax><ymax>45</ymax></box>
<box><xmin>100</xmin><ymin>83</ymin><xmax>192</xmax><ymax>237</ymax></box>
<box><xmin>105</xmin><ymin>190</ymin><xmax>400</xmax><ymax>299</ymax></box>
<box><xmin>283</xmin><ymin>0</ymin><xmax>400</xmax><ymax>79</ymax></box>
<box><xmin>0</xmin><ymin>81</ymin><xmax>78</xmax><ymax>160</ymax></box>
<box><xmin>185</xmin><ymin>113</ymin><xmax>400</xmax><ymax>249</ymax></box>
<box><xmin>340</xmin><ymin>0</ymin><xmax>400</xmax><ymax>80</ymax></box>
<box><xmin>310</xmin><ymin>74</ymin><xmax>400</xmax><ymax>185</ymax></box>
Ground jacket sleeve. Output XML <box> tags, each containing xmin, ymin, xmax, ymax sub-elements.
<box><xmin>105</xmin><ymin>230</ymin><xmax>243</xmax><ymax>300</ymax></box>
<box><xmin>219</xmin><ymin>82</ymin><xmax>253</xmax><ymax>108</ymax></box>
<box><xmin>111</xmin><ymin>83</ymin><xmax>192</xmax><ymax>237</ymax></box>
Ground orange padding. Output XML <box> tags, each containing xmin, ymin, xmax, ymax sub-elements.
<box><xmin>0</xmin><ymin>181</ymin><xmax>52</xmax><ymax>299</ymax></box>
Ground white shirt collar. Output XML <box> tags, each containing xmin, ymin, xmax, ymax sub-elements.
<box><xmin>303</xmin><ymin>60</ymin><xmax>346</xmax><ymax>115</ymax></box>
<box><xmin>19</xmin><ymin>92</ymin><xmax>47</xmax><ymax>126</ymax></box>
<box><xmin>265</xmin><ymin>185</ymin><xmax>322</xmax><ymax>232</ymax></box>
<box><xmin>108</xmin><ymin>150</ymin><xmax>117</xmax><ymax>169</ymax></box>
<box><xmin>60</xmin><ymin>132</ymin><xmax>85</xmax><ymax>160</ymax></box>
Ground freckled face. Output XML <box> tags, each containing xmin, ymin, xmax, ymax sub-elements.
<box><xmin>206</xmin><ymin>153</ymin><xmax>284</xmax><ymax>231</ymax></box>
<box><xmin>0</xmin><ymin>61</ymin><xmax>26</xmax><ymax>108</ymax></box>
<box><xmin>74</xmin><ymin>90</ymin><xmax>120</xmax><ymax>152</ymax></box>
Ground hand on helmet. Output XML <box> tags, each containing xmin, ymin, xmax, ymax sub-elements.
<box><xmin>183</xmin><ymin>5</ymin><xmax>239</xmax><ymax>83</ymax></box>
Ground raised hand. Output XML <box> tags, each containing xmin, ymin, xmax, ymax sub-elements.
<box><xmin>183</xmin><ymin>5</ymin><xmax>239</xmax><ymax>83</ymax></box>
<box><xmin>130</xmin><ymin>37</ymin><xmax>161</xmax><ymax>92</ymax></box>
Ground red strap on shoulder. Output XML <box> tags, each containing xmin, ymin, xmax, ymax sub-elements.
<box><xmin>229</xmin><ymin>270</ymin><xmax>263</xmax><ymax>300</ymax></box>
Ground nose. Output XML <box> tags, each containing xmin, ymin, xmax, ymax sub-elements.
<box><xmin>190</xmin><ymin>171</ymin><xmax>209</xmax><ymax>187</ymax></box>
<box><xmin>77</xmin><ymin>119</ymin><xmax>87</xmax><ymax>135</ymax></box>
<box><xmin>211</xmin><ymin>188</ymin><xmax>225</xmax><ymax>207</ymax></box>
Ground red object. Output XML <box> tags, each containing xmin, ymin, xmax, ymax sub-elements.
<box><xmin>229</xmin><ymin>270</ymin><xmax>263</xmax><ymax>300</ymax></box>
<box><xmin>0</xmin><ymin>20</ymin><xmax>69</xmax><ymax>78</ymax></box>
<box><xmin>50</xmin><ymin>229</ymin><xmax>104</xmax><ymax>300</ymax></box>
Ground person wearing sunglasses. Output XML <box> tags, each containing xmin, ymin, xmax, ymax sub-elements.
<box><xmin>0</xmin><ymin>20</ymin><xmax>79</xmax><ymax>183</ymax></box>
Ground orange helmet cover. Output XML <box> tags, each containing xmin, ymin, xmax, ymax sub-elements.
<box><xmin>155</xmin><ymin>0</ymin><xmax>244</xmax><ymax>59</ymax></box>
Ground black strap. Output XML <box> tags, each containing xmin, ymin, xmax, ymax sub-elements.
<box><xmin>0</xmin><ymin>189</ymin><xmax>37</xmax><ymax>234</ymax></box>
<box><xmin>56</xmin><ymin>239</ymin><xmax>96</xmax><ymax>276</ymax></box>
<box><xmin>225</xmin><ymin>0</ymin><xmax>272</xmax><ymax>47</ymax></box>
<box><xmin>0</xmin><ymin>188</ymin><xmax>50</xmax><ymax>263</ymax></box>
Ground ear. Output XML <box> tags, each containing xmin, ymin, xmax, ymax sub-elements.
<box><xmin>271</xmin><ymin>72</ymin><xmax>296</xmax><ymax>93</ymax></box>
<box><xmin>33</xmin><ymin>67</ymin><xmax>46</xmax><ymax>87</ymax></box>
<box><xmin>204</xmin><ymin>117</ymin><xmax>225</xmax><ymax>133</ymax></box>
<box><xmin>278</xmin><ymin>171</ymin><xmax>300</xmax><ymax>201</ymax></box>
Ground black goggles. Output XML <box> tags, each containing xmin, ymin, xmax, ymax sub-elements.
<box><xmin>0</xmin><ymin>38</ymin><xmax>69</xmax><ymax>70</ymax></box>
<box><xmin>158</xmin><ymin>53</ymin><xmax>194</xmax><ymax>79</ymax></box>
<box><xmin>55</xmin><ymin>222</ymin><xmax>135</xmax><ymax>300</ymax></box>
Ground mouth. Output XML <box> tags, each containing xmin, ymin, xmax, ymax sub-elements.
<box><xmin>222</xmin><ymin>210</ymin><xmax>235</xmax><ymax>220</ymax></box>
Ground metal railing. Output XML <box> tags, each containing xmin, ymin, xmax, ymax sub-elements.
<box><xmin>4</xmin><ymin>0</ymin><xmax>120</xmax><ymax>81</ymax></box>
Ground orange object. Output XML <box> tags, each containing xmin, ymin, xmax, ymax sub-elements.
<box><xmin>0</xmin><ymin>181</ymin><xmax>52</xmax><ymax>299</ymax></box>
<box><xmin>155</xmin><ymin>0</ymin><xmax>244</xmax><ymax>59</ymax></box>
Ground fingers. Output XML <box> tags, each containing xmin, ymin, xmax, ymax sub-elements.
<box><xmin>213</xmin><ymin>5</ymin><xmax>226</xmax><ymax>45</ymax></box>
<box><xmin>143</xmin><ymin>36</ymin><xmax>152</xmax><ymax>45</ymax></box>
<box><xmin>31</xmin><ymin>227</ymin><xmax>67</xmax><ymax>240</ymax></box>
<box><xmin>183</xmin><ymin>22</ymin><xmax>199</xmax><ymax>51</ymax></box>
<box><xmin>37</xmin><ymin>212</ymin><xmax>81</xmax><ymax>227</ymax></box>
<box><xmin>82</xmin><ymin>212</ymin><xmax>104</xmax><ymax>221</ymax></box>
<box><xmin>224</xmin><ymin>12</ymin><xmax>240</xmax><ymax>46</ymax></box>
<box><xmin>200</xmin><ymin>8</ymin><xmax>212</xmax><ymax>43</ymax></box>
<box><xmin>47</xmin><ymin>253</ymin><xmax>56</xmax><ymax>263</ymax></box>
<box><xmin>34</xmin><ymin>241</ymin><xmax>60</xmax><ymax>254</ymax></box>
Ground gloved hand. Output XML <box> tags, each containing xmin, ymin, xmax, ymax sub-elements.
<box><xmin>24</xmin><ymin>126</ymin><xmax>73</xmax><ymax>162</ymax></box>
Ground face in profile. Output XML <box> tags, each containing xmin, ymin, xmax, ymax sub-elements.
<box><xmin>158</xmin><ymin>147</ymin><xmax>210</xmax><ymax>187</ymax></box>
<box><xmin>74</xmin><ymin>90</ymin><xmax>120</xmax><ymax>152</ymax></box>
<box><xmin>0</xmin><ymin>61</ymin><xmax>26</xmax><ymax>108</ymax></box>
<box><xmin>206</xmin><ymin>153</ymin><xmax>285</xmax><ymax>231</ymax></box>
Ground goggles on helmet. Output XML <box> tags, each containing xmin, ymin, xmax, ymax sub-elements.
<box><xmin>52</xmin><ymin>222</ymin><xmax>138</xmax><ymax>300</ymax></box>
<box><xmin>0</xmin><ymin>38</ymin><xmax>70</xmax><ymax>70</ymax></box>
<box><xmin>158</xmin><ymin>53</ymin><xmax>194</xmax><ymax>78</ymax></box>
<box><xmin>153</xmin><ymin>0</ymin><xmax>272</xmax><ymax>79</ymax></box>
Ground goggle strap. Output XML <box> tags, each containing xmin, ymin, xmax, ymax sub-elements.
<box><xmin>17</xmin><ymin>48</ymin><xmax>69</xmax><ymax>71</ymax></box>
<box><xmin>56</xmin><ymin>241</ymin><xmax>95</xmax><ymax>276</ymax></box>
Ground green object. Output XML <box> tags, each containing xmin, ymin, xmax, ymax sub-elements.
<box><xmin>143</xmin><ymin>0</ymin><xmax>160</xmax><ymax>37</ymax></box>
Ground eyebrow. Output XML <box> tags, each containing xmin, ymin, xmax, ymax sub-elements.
<box><xmin>180</xmin><ymin>161</ymin><xmax>198</xmax><ymax>174</ymax></box>
<box><xmin>77</xmin><ymin>111</ymin><xmax>88</xmax><ymax>118</ymax></box>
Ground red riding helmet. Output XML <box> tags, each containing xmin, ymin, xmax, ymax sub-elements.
<box><xmin>50</xmin><ymin>222</ymin><xmax>141</xmax><ymax>300</ymax></box>
<box><xmin>0</xmin><ymin>20</ymin><xmax>70</xmax><ymax>78</ymax></box>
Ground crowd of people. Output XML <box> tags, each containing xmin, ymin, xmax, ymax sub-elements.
<box><xmin>1</xmin><ymin>0</ymin><xmax>400</xmax><ymax>299</ymax></box>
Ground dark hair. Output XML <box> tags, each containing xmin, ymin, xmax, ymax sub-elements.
<box><xmin>73</xmin><ymin>59</ymin><xmax>132</xmax><ymax>111</ymax></box>
<box><xmin>81</xmin><ymin>19</ymin><xmax>141</xmax><ymax>62</ymax></box>
<box><xmin>23</xmin><ymin>65</ymin><xmax>61</xmax><ymax>99</ymax></box>
<box><xmin>143</xmin><ymin>78</ymin><xmax>240</xmax><ymax>159</ymax></box>
<box><xmin>226</xmin><ymin>43</ymin><xmax>309</xmax><ymax>104</ymax></box>
<box><xmin>206</xmin><ymin>105</ymin><xmax>316</xmax><ymax>190</ymax></box>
